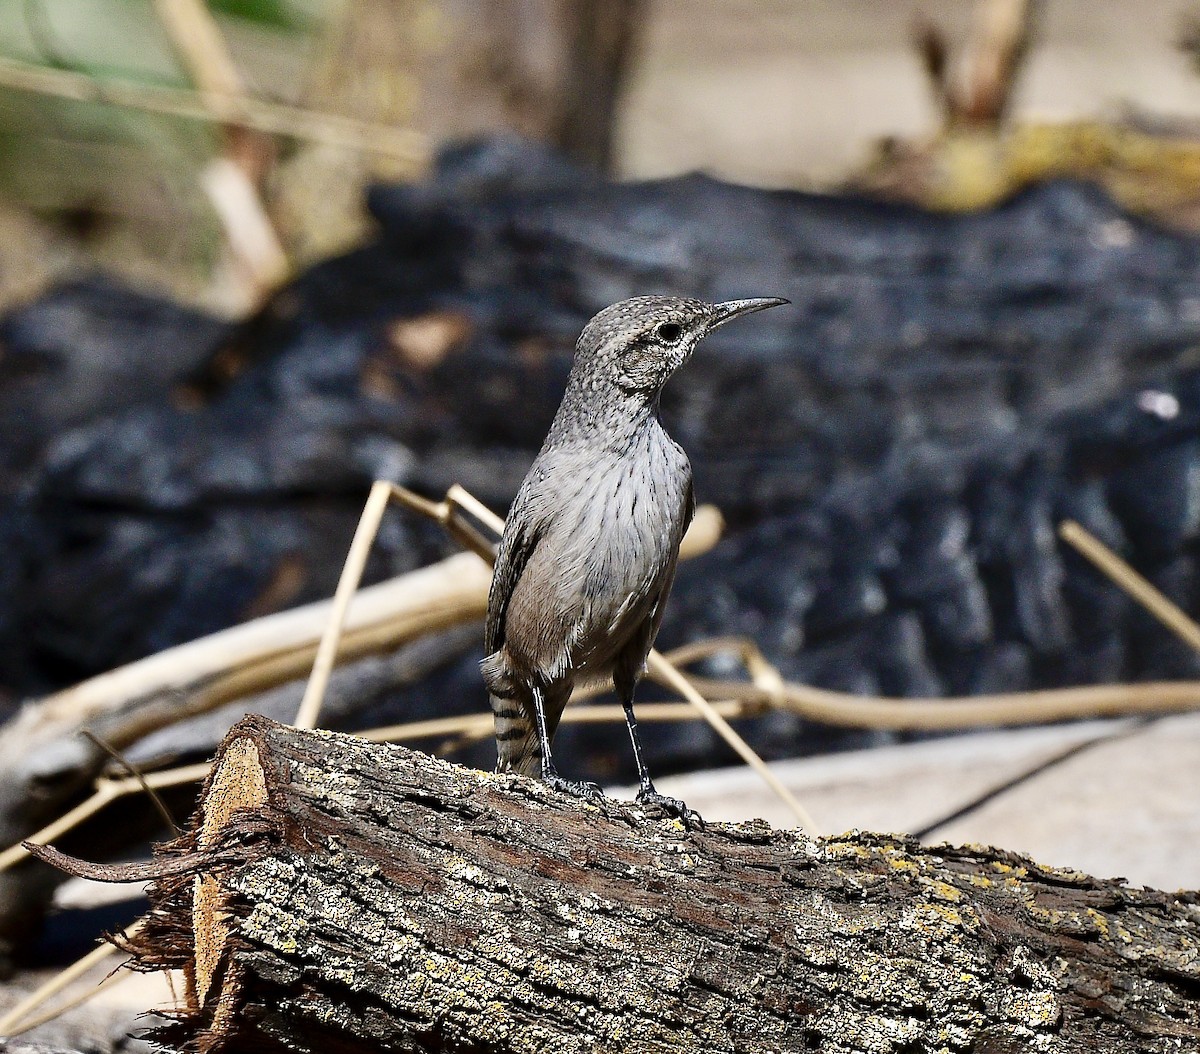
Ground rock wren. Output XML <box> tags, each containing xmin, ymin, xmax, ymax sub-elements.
<box><xmin>482</xmin><ymin>294</ymin><xmax>787</xmax><ymax>819</ymax></box>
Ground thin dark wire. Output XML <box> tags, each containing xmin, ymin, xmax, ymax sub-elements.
<box><xmin>912</xmin><ymin>718</ymin><xmax>1152</xmax><ymax>843</ymax></box>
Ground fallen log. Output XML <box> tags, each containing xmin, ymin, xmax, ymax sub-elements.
<box><xmin>38</xmin><ymin>714</ymin><xmax>1198</xmax><ymax>1053</ymax></box>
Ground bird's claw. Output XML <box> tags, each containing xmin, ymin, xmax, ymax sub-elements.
<box><xmin>636</xmin><ymin>787</ymin><xmax>704</xmax><ymax>830</ymax></box>
<box><xmin>543</xmin><ymin>772</ymin><xmax>606</xmax><ymax>803</ymax></box>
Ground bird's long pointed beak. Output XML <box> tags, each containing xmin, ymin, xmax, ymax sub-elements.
<box><xmin>707</xmin><ymin>296</ymin><xmax>790</xmax><ymax>331</ymax></box>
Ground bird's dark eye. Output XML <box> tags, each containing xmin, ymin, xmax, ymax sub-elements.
<box><xmin>655</xmin><ymin>322</ymin><xmax>683</xmax><ymax>344</ymax></box>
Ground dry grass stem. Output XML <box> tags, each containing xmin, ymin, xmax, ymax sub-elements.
<box><xmin>646</xmin><ymin>651</ymin><xmax>821</xmax><ymax>832</ymax></box>
<box><xmin>0</xmin><ymin>56</ymin><xmax>429</xmax><ymax>165</ymax></box>
<box><xmin>294</xmin><ymin>481</ymin><xmax>396</xmax><ymax>729</ymax></box>
<box><xmin>0</xmin><ymin>918</ymin><xmax>145</xmax><ymax>1039</ymax></box>
<box><xmin>20</xmin><ymin>550</ymin><xmax>491</xmax><ymax>754</ymax></box>
<box><xmin>0</xmin><ymin>763</ymin><xmax>210</xmax><ymax>873</ymax></box>
<box><xmin>683</xmin><ymin>676</ymin><xmax>1200</xmax><ymax>729</ymax></box>
<box><xmin>81</xmin><ymin>730</ymin><xmax>179</xmax><ymax>836</ymax></box>
<box><xmin>150</xmin><ymin>0</ymin><xmax>288</xmax><ymax>300</ymax></box>
<box><xmin>152</xmin><ymin>0</ymin><xmax>243</xmax><ymax>101</ymax></box>
<box><xmin>659</xmin><ymin>636</ymin><xmax>786</xmax><ymax>696</ymax></box>
<box><xmin>1059</xmin><ymin>519</ymin><xmax>1200</xmax><ymax>654</ymax></box>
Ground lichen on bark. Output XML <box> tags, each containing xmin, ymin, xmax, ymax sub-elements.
<box><xmin>112</xmin><ymin>715</ymin><xmax>1198</xmax><ymax>1054</ymax></box>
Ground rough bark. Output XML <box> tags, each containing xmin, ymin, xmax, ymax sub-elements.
<box><xmin>68</xmin><ymin>714</ymin><xmax>1200</xmax><ymax>1053</ymax></box>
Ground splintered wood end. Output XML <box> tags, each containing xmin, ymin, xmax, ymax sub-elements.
<box><xmin>192</xmin><ymin>736</ymin><xmax>268</xmax><ymax>1008</ymax></box>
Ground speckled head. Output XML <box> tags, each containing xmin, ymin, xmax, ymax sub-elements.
<box><xmin>572</xmin><ymin>294</ymin><xmax>789</xmax><ymax>397</ymax></box>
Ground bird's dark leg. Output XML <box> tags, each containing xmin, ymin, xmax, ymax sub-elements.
<box><xmin>621</xmin><ymin>690</ymin><xmax>703</xmax><ymax>828</ymax></box>
<box><xmin>531</xmin><ymin>683</ymin><xmax>604</xmax><ymax>802</ymax></box>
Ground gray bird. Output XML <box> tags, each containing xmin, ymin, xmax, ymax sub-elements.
<box><xmin>481</xmin><ymin>294</ymin><xmax>788</xmax><ymax>820</ymax></box>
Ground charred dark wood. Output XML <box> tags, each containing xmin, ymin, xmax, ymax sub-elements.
<box><xmin>9</xmin><ymin>145</ymin><xmax>1200</xmax><ymax>734</ymax></box>
<box><xmin>62</xmin><ymin>715</ymin><xmax>1198</xmax><ymax>1053</ymax></box>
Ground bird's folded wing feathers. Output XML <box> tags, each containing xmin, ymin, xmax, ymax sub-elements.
<box><xmin>484</xmin><ymin>489</ymin><xmax>548</xmax><ymax>655</ymax></box>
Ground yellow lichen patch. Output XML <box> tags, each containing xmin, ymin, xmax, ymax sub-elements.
<box><xmin>998</xmin><ymin>988</ymin><xmax>1062</xmax><ymax>1030</ymax></box>
<box><xmin>1085</xmin><ymin>908</ymin><xmax>1111</xmax><ymax>938</ymax></box>
<box><xmin>916</xmin><ymin>901</ymin><xmax>965</xmax><ymax>930</ymax></box>
<box><xmin>822</xmin><ymin>840</ymin><xmax>872</xmax><ymax>861</ymax></box>
<box><xmin>241</xmin><ymin>899</ymin><xmax>310</xmax><ymax>955</ymax></box>
<box><xmin>475</xmin><ymin>1000</ymin><xmax>514</xmax><ymax>1044</ymax></box>
<box><xmin>886</xmin><ymin>856</ymin><xmax>921</xmax><ymax>876</ymax></box>
<box><xmin>1014</xmin><ymin>891</ymin><xmax>1114</xmax><ymax>943</ymax></box>
<box><xmin>421</xmin><ymin>952</ymin><xmax>487</xmax><ymax>993</ymax></box>
<box><xmin>990</xmin><ymin>861</ymin><xmax>1028</xmax><ymax>880</ymax></box>
<box><xmin>923</xmin><ymin>880</ymin><xmax>964</xmax><ymax>903</ymax></box>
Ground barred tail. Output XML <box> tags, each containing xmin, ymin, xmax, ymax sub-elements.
<box><xmin>489</xmin><ymin>694</ymin><xmax>542</xmax><ymax>777</ymax></box>
<box><xmin>482</xmin><ymin>648</ymin><xmax>544</xmax><ymax>777</ymax></box>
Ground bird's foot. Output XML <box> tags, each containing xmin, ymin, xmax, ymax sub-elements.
<box><xmin>543</xmin><ymin>771</ymin><xmax>606</xmax><ymax>803</ymax></box>
<box><xmin>636</xmin><ymin>785</ymin><xmax>704</xmax><ymax>830</ymax></box>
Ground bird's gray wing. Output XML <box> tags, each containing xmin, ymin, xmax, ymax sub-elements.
<box><xmin>484</xmin><ymin>480</ymin><xmax>549</xmax><ymax>655</ymax></box>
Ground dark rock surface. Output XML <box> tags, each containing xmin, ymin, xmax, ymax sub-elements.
<box><xmin>5</xmin><ymin>138</ymin><xmax>1200</xmax><ymax>777</ymax></box>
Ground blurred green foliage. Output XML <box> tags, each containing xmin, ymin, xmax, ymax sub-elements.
<box><xmin>212</xmin><ymin>0</ymin><xmax>315</xmax><ymax>32</ymax></box>
<box><xmin>0</xmin><ymin>0</ymin><xmax>331</xmax><ymax>297</ymax></box>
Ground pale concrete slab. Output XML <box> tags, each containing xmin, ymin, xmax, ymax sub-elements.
<box><xmin>632</xmin><ymin>713</ymin><xmax>1200</xmax><ymax>892</ymax></box>
<box><xmin>931</xmin><ymin>713</ymin><xmax>1200</xmax><ymax>891</ymax></box>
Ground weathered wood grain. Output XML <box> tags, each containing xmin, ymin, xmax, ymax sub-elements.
<box><xmin>78</xmin><ymin>714</ymin><xmax>1199</xmax><ymax>1053</ymax></box>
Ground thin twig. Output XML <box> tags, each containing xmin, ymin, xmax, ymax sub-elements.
<box><xmin>0</xmin><ymin>56</ymin><xmax>429</xmax><ymax>165</ymax></box>
<box><xmin>150</xmin><ymin>0</ymin><xmax>288</xmax><ymax>299</ymax></box>
<box><xmin>660</xmin><ymin>636</ymin><xmax>785</xmax><ymax>695</ymax></box>
<box><xmin>0</xmin><ymin>966</ymin><xmax>133</xmax><ymax>1039</ymax></box>
<box><xmin>294</xmin><ymin>481</ymin><xmax>395</xmax><ymax>729</ymax></box>
<box><xmin>646</xmin><ymin>651</ymin><xmax>820</xmax><ymax>832</ymax></box>
<box><xmin>678</xmin><ymin>675</ymin><xmax>1200</xmax><ymax>730</ymax></box>
<box><xmin>912</xmin><ymin>721</ymin><xmax>1145</xmax><ymax>841</ymax></box>
<box><xmin>914</xmin><ymin>519</ymin><xmax>1195</xmax><ymax>840</ymax></box>
<box><xmin>81</xmin><ymin>730</ymin><xmax>179</xmax><ymax>835</ymax></box>
<box><xmin>0</xmin><ymin>763</ymin><xmax>210</xmax><ymax>873</ymax></box>
<box><xmin>152</xmin><ymin>0</ymin><xmax>243</xmax><ymax>100</ymax></box>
